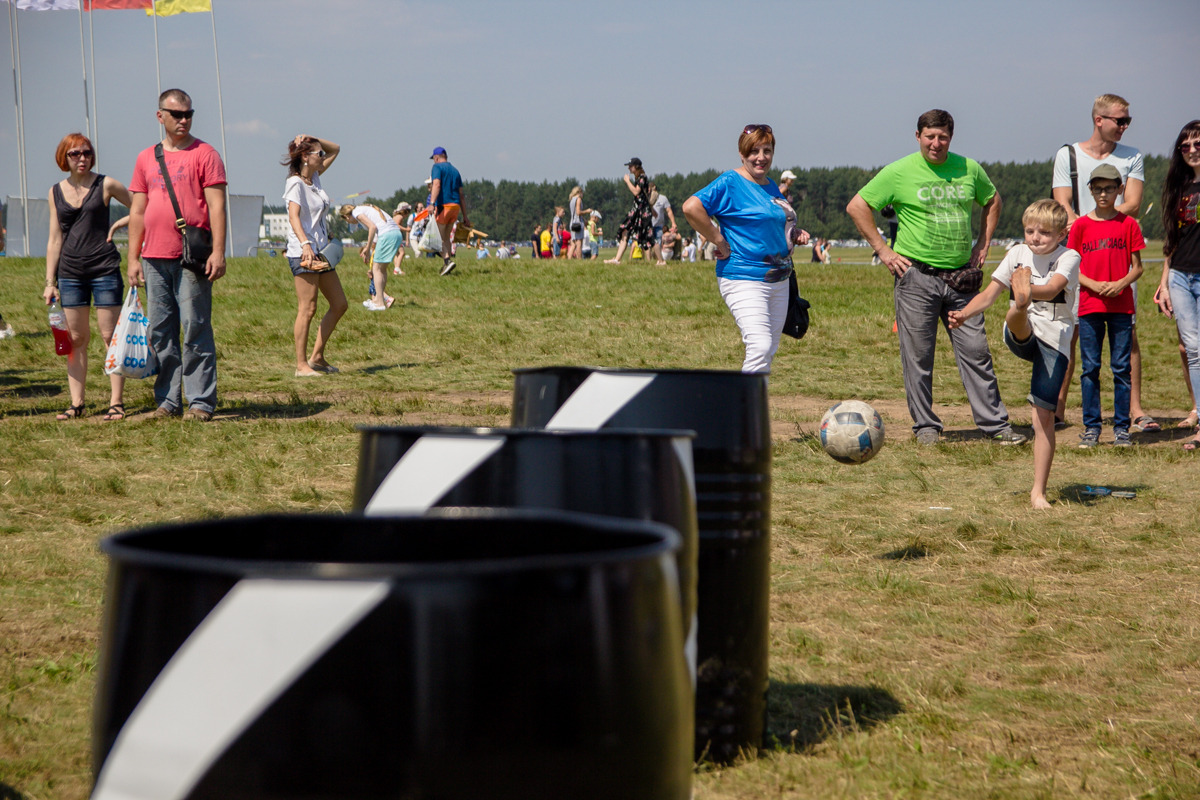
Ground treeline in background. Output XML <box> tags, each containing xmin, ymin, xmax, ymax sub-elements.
<box><xmin>271</xmin><ymin>155</ymin><xmax>1169</xmax><ymax>245</ymax></box>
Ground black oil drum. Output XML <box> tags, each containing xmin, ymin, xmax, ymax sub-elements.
<box><xmin>511</xmin><ymin>366</ymin><xmax>771</xmax><ymax>763</ymax></box>
<box><xmin>93</xmin><ymin>510</ymin><xmax>692</xmax><ymax>800</ymax></box>
<box><xmin>352</xmin><ymin>426</ymin><xmax>698</xmax><ymax>673</ymax></box>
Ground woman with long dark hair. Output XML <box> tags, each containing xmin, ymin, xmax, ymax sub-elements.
<box><xmin>283</xmin><ymin>134</ymin><xmax>347</xmax><ymax>376</ymax></box>
<box><xmin>1153</xmin><ymin>120</ymin><xmax>1200</xmax><ymax>449</ymax></box>
<box><xmin>44</xmin><ymin>133</ymin><xmax>132</xmax><ymax>420</ymax></box>
<box><xmin>604</xmin><ymin>158</ymin><xmax>655</xmax><ymax>264</ymax></box>
<box><xmin>682</xmin><ymin>124</ymin><xmax>809</xmax><ymax>373</ymax></box>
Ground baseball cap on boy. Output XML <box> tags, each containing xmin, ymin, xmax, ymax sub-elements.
<box><xmin>1087</xmin><ymin>163</ymin><xmax>1121</xmax><ymax>184</ymax></box>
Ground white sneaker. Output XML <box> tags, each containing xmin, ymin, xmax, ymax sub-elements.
<box><xmin>363</xmin><ymin>300</ymin><xmax>386</xmax><ymax>311</ymax></box>
<box><xmin>0</xmin><ymin>322</ymin><xmax>14</xmax><ymax>339</ymax></box>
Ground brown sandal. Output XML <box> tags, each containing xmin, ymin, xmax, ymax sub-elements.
<box><xmin>56</xmin><ymin>404</ymin><xmax>85</xmax><ymax>421</ymax></box>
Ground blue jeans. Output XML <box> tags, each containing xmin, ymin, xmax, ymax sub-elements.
<box><xmin>1168</xmin><ymin>269</ymin><xmax>1200</xmax><ymax>404</ymax></box>
<box><xmin>1078</xmin><ymin>312</ymin><xmax>1132</xmax><ymax>431</ymax></box>
<box><xmin>143</xmin><ymin>258</ymin><xmax>217</xmax><ymax>413</ymax></box>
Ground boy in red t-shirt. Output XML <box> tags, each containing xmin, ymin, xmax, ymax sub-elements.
<box><xmin>1068</xmin><ymin>164</ymin><xmax>1145</xmax><ymax>447</ymax></box>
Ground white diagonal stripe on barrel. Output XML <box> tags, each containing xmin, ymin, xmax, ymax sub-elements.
<box><xmin>364</xmin><ymin>436</ymin><xmax>506</xmax><ymax>514</ymax></box>
<box><xmin>91</xmin><ymin>579</ymin><xmax>389</xmax><ymax>800</ymax></box>
<box><xmin>544</xmin><ymin>373</ymin><xmax>656</xmax><ymax>430</ymax></box>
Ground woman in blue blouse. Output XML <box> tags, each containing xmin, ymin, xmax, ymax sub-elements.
<box><xmin>683</xmin><ymin>124</ymin><xmax>808</xmax><ymax>373</ymax></box>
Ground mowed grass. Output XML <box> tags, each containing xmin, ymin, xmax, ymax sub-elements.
<box><xmin>1</xmin><ymin>245</ymin><xmax>1199</xmax><ymax>799</ymax></box>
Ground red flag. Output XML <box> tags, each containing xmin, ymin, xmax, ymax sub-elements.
<box><xmin>85</xmin><ymin>0</ymin><xmax>153</xmax><ymax>8</ymax></box>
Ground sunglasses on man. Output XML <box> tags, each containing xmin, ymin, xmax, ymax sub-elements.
<box><xmin>159</xmin><ymin>108</ymin><xmax>195</xmax><ymax>120</ymax></box>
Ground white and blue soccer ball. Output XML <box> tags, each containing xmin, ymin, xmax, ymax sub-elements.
<box><xmin>819</xmin><ymin>400</ymin><xmax>885</xmax><ymax>464</ymax></box>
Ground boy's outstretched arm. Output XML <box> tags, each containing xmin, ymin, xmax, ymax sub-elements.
<box><xmin>947</xmin><ymin>278</ymin><xmax>1006</xmax><ymax>329</ymax></box>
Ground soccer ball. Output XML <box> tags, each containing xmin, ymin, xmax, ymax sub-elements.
<box><xmin>819</xmin><ymin>400</ymin><xmax>885</xmax><ymax>464</ymax></box>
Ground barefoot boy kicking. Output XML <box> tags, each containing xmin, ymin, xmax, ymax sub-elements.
<box><xmin>949</xmin><ymin>200</ymin><xmax>1080</xmax><ymax>508</ymax></box>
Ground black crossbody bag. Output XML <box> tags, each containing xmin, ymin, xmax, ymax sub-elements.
<box><xmin>154</xmin><ymin>143</ymin><xmax>212</xmax><ymax>272</ymax></box>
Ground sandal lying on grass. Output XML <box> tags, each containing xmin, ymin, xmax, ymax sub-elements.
<box><xmin>103</xmin><ymin>403</ymin><xmax>125</xmax><ymax>421</ymax></box>
<box><xmin>1183</xmin><ymin>438</ymin><xmax>1200</xmax><ymax>452</ymax></box>
<box><xmin>56</xmin><ymin>404</ymin><xmax>85</xmax><ymax>421</ymax></box>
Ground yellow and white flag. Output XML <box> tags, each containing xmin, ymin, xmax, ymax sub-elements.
<box><xmin>146</xmin><ymin>0</ymin><xmax>210</xmax><ymax>15</ymax></box>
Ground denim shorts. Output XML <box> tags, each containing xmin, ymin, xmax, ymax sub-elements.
<box><xmin>1004</xmin><ymin>323</ymin><xmax>1068</xmax><ymax>411</ymax></box>
<box><xmin>58</xmin><ymin>272</ymin><xmax>123</xmax><ymax>308</ymax></box>
<box><xmin>287</xmin><ymin>256</ymin><xmax>335</xmax><ymax>277</ymax></box>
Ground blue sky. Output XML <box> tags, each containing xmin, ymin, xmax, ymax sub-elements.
<box><xmin>1</xmin><ymin>0</ymin><xmax>1196</xmax><ymax>206</ymax></box>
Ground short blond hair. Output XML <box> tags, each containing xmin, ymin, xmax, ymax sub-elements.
<box><xmin>1022</xmin><ymin>199</ymin><xmax>1069</xmax><ymax>234</ymax></box>
<box><xmin>1092</xmin><ymin>93</ymin><xmax>1129</xmax><ymax>118</ymax></box>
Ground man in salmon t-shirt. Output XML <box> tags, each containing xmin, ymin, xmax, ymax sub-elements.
<box><xmin>127</xmin><ymin>88</ymin><xmax>227</xmax><ymax>422</ymax></box>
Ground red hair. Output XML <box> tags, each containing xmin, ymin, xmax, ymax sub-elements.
<box><xmin>738</xmin><ymin>126</ymin><xmax>775</xmax><ymax>158</ymax></box>
<box><xmin>55</xmin><ymin>133</ymin><xmax>94</xmax><ymax>172</ymax></box>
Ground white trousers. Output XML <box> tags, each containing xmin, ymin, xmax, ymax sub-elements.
<box><xmin>718</xmin><ymin>277</ymin><xmax>789</xmax><ymax>374</ymax></box>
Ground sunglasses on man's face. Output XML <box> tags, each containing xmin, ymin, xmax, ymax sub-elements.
<box><xmin>159</xmin><ymin>108</ymin><xmax>195</xmax><ymax>120</ymax></box>
<box><xmin>1100</xmin><ymin>114</ymin><xmax>1132</xmax><ymax>127</ymax></box>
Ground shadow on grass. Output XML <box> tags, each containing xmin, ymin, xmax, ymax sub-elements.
<box><xmin>220</xmin><ymin>400</ymin><xmax>333</xmax><ymax>420</ymax></box>
<box><xmin>0</xmin><ymin>783</ymin><xmax>26</xmax><ymax>800</ymax></box>
<box><xmin>0</xmin><ymin>367</ymin><xmax>63</xmax><ymax>401</ymax></box>
<box><xmin>1058</xmin><ymin>482</ymin><xmax>1148</xmax><ymax>505</ymax></box>
<box><xmin>359</xmin><ymin>363</ymin><xmax>420</xmax><ymax>375</ymax></box>
<box><xmin>766</xmin><ymin>681</ymin><xmax>903</xmax><ymax>750</ymax></box>
<box><xmin>879</xmin><ymin>544</ymin><xmax>931</xmax><ymax>560</ymax></box>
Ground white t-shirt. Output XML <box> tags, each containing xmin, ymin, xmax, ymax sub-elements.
<box><xmin>282</xmin><ymin>174</ymin><xmax>330</xmax><ymax>257</ymax></box>
<box><xmin>569</xmin><ymin>196</ymin><xmax>582</xmax><ymax>227</ymax></box>
<box><xmin>352</xmin><ymin>204</ymin><xmax>400</xmax><ymax>234</ymax></box>
<box><xmin>1052</xmin><ymin>142</ymin><xmax>1144</xmax><ymax>217</ymax></box>
<box><xmin>652</xmin><ymin>194</ymin><xmax>671</xmax><ymax>227</ymax></box>
<box><xmin>991</xmin><ymin>243</ymin><xmax>1081</xmax><ymax>357</ymax></box>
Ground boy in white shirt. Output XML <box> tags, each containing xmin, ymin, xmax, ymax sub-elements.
<box><xmin>949</xmin><ymin>200</ymin><xmax>1080</xmax><ymax>509</ymax></box>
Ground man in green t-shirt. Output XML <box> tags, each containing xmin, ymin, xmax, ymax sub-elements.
<box><xmin>847</xmin><ymin>109</ymin><xmax>1025</xmax><ymax>446</ymax></box>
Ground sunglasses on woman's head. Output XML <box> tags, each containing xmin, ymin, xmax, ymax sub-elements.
<box><xmin>743</xmin><ymin>124</ymin><xmax>772</xmax><ymax>135</ymax></box>
<box><xmin>159</xmin><ymin>108</ymin><xmax>195</xmax><ymax>120</ymax></box>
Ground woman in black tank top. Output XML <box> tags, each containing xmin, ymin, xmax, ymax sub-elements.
<box><xmin>44</xmin><ymin>133</ymin><xmax>133</xmax><ymax>421</ymax></box>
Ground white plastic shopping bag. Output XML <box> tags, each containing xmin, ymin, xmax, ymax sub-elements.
<box><xmin>104</xmin><ymin>287</ymin><xmax>158</xmax><ymax>379</ymax></box>
<box><xmin>418</xmin><ymin>214</ymin><xmax>442</xmax><ymax>253</ymax></box>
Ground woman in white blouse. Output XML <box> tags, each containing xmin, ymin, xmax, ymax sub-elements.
<box><xmin>283</xmin><ymin>134</ymin><xmax>347</xmax><ymax>376</ymax></box>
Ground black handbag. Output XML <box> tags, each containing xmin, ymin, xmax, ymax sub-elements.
<box><xmin>782</xmin><ymin>271</ymin><xmax>810</xmax><ymax>340</ymax></box>
<box><xmin>154</xmin><ymin>143</ymin><xmax>213</xmax><ymax>272</ymax></box>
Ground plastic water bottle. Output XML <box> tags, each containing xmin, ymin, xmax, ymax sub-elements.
<box><xmin>48</xmin><ymin>301</ymin><xmax>72</xmax><ymax>356</ymax></box>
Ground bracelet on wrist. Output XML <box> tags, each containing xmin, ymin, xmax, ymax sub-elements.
<box><xmin>46</xmin><ymin>280</ymin><xmax>56</xmax><ymax>288</ymax></box>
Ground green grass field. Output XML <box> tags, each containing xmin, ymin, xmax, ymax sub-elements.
<box><xmin>2</xmin><ymin>245</ymin><xmax>1198</xmax><ymax>799</ymax></box>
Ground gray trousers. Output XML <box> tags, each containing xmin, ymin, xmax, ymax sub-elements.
<box><xmin>894</xmin><ymin>266</ymin><xmax>1010</xmax><ymax>435</ymax></box>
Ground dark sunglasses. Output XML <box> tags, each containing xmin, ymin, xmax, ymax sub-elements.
<box><xmin>1100</xmin><ymin>114</ymin><xmax>1132</xmax><ymax>127</ymax></box>
<box><xmin>1179</xmin><ymin>142</ymin><xmax>1200</xmax><ymax>153</ymax></box>
<box><xmin>159</xmin><ymin>108</ymin><xmax>195</xmax><ymax>120</ymax></box>
<box><xmin>66</xmin><ymin>149</ymin><xmax>93</xmax><ymax>159</ymax></box>
<box><xmin>743</xmin><ymin>124</ymin><xmax>772</xmax><ymax>136</ymax></box>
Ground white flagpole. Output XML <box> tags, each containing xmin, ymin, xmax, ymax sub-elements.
<box><xmin>88</xmin><ymin>1</ymin><xmax>98</xmax><ymax>152</ymax></box>
<box><xmin>10</xmin><ymin>2</ymin><xmax>29</xmax><ymax>256</ymax></box>
<box><xmin>209</xmin><ymin>0</ymin><xmax>231</xmax><ymax>255</ymax></box>
<box><xmin>151</xmin><ymin>0</ymin><xmax>161</xmax><ymax>137</ymax></box>
<box><xmin>77</xmin><ymin>1</ymin><xmax>90</xmax><ymax>137</ymax></box>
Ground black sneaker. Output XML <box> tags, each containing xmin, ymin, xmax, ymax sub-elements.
<box><xmin>1078</xmin><ymin>428</ymin><xmax>1101</xmax><ymax>448</ymax></box>
<box><xmin>440</xmin><ymin>259</ymin><xmax>456</xmax><ymax>276</ymax></box>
